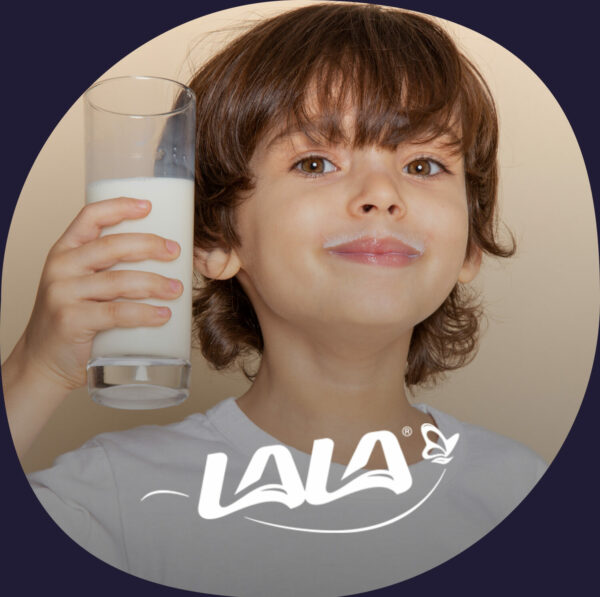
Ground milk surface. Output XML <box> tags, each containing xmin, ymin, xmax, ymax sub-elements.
<box><xmin>86</xmin><ymin>177</ymin><xmax>194</xmax><ymax>361</ymax></box>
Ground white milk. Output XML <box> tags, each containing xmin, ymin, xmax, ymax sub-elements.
<box><xmin>86</xmin><ymin>177</ymin><xmax>194</xmax><ymax>361</ymax></box>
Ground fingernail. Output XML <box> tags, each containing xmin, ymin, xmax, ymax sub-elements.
<box><xmin>169</xmin><ymin>279</ymin><xmax>182</xmax><ymax>292</ymax></box>
<box><xmin>156</xmin><ymin>307</ymin><xmax>170</xmax><ymax>317</ymax></box>
<box><xmin>165</xmin><ymin>240</ymin><xmax>180</xmax><ymax>254</ymax></box>
<box><xmin>136</xmin><ymin>199</ymin><xmax>150</xmax><ymax>210</ymax></box>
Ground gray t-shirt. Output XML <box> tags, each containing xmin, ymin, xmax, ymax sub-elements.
<box><xmin>28</xmin><ymin>397</ymin><xmax>547</xmax><ymax>596</ymax></box>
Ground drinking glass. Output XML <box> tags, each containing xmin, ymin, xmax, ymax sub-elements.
<box><xmin>84</xmin><ymin>76</ymin><xmax>196</xmax><ymax>409</ymax></box>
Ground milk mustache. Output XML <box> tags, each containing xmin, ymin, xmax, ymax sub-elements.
<box><xmin>86</xmin><ymin>177</ymin><xmax>194</xmax><ymax>361</ymax></box>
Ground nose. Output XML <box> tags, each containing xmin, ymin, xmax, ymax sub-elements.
<box><xmin>347</xmin><ymin>157</ymin><xmax>406</xmax><ymax>219</ymax></box>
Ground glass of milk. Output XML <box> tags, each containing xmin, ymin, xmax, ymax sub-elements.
<box><xmin>84</xmin><ymin>76</ymin><xmax>196</xmax><ymax>409</ymax></box>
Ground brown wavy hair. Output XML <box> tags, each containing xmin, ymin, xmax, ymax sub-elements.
<box><xmin>189</xmin><ymin>3</ymin><xmax>516</xmax><ymax>388</ymax></box>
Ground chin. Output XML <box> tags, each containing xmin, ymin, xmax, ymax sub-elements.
<box><xmin>320</xmin><ymin>309</ymin><xmax>416</xmax><ymax>332</ymax></box>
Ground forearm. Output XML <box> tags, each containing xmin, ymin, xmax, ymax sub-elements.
<box><xmin>2</xmin><ymin>335</ymin><xmax>71</xmax><ymax>460</ymax></box>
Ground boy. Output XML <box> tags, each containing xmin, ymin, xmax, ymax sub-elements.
<box><xmin>2</xmin><ymin>3</ymin><xmax>546</xmax><ymax>595</ymax></box>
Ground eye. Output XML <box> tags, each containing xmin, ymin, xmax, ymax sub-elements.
<box><xmin>404</xmin><ymin>158</ymin><xmax>444</xmax><ymax>177</ymax></box>
<box><xmin>294</xmin><ymin>156</ymin><xmax>337</xmax><ymax>176</ymax></box>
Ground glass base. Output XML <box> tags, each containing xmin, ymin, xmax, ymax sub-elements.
<box><xmin>87</xmin><ymin>356</ymin><xmax>191</xmax><ymax>409</ymax></box>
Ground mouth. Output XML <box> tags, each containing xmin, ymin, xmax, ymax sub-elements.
<box><xmin>324</xmin><ymin>236</ymin><xmax>424</xmax><ymax>267</ymax></box>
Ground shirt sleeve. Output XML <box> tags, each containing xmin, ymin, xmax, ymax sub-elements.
<box><xmin>455</xmin><ymin>424</ymin><xmax>550</xmax><ymax>525</ymax></box>
<box><xmin>27</xmin><ymin>439</ymin><xmax>129</xmax><ymax>572</ymax></box>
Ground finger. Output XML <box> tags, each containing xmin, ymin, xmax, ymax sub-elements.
<box><xmin>57</xmin><ymin>271</ymin><xmax>183</xmax><ymax>301</ymax></box>
<box><xmin>53</xmin><ymin>197</ymin><xmax>151</xmax><ymax>252</ymax></box>
<box><xmin>64</xmin><ymin>301</ymin><xmax>172</xmax><ymax>335</ymax></box>
<box><xmin>57</xmin><ymin>233</ymin><xmax>181</xmax><ymax>276</ymax></box>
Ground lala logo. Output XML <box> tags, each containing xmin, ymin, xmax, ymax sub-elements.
<box><xmin>141</xmin><ymin>423</ymin><xmax>459</xmax><ymax>534</ymax></box>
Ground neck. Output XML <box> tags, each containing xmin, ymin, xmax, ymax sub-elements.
<box><xmin>236</xmin><ymin>320</ymin><xmax>434</xmax><ymax>467</ymax></box>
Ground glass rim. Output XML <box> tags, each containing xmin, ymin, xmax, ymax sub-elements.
<box><xmin>84</xmin><ymin>75</ymin><xmax>196</xmax><ymax>118</ymax></box>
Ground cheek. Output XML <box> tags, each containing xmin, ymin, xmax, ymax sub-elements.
<box><xmin>235</xmin><ymin>185</ymin><xmax>319</xmax><ymax>285</ymax></box>
<box><xmin>420</xmin><ymin>181</ymin><xmax>469</xmax><ymax>245</ymax></box>
<box><xmin>418</xmin><ymin>188</ymin><xmax>470</xmax><ymax>284</ymax></box>
<box><xmin>443</xmin><ymin>202</ymin><xmax>470</xmax><ymax>253</ymax></box>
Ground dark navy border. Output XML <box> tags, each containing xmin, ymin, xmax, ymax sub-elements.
<box><xmin>1</xmin><ymin>1</ymin><xmax>597</xmax><ymax>595</ymax></box>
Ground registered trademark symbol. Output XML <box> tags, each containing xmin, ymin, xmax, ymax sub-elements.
<box><xmin>401</xmin><ymin>426</ymin><xmax>412</xmax><ymax>437</ymax></box>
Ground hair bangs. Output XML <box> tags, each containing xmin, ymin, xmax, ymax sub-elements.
<box><xmin>256</xmin><ymin>6</ymin><xmax>466</xmax><ymax>153</ymax></box>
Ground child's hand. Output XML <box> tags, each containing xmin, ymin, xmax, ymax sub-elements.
<box><xmin>17</xmin><ymin>197</ymin><xmax>183</xmax><ymax>393</ymax></box>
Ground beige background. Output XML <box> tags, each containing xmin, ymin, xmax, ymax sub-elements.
<box><xmin>1</xmin><ymin>1</ymin><xmax>597</xmax><ymax>473</ymax></box>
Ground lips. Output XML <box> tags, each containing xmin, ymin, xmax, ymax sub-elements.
<box><xmin>326</xmin><ymin>236</ymin><xmax>423</xmax><ymax>267</ymax></box>
<box><xmin>327</xmin><ymin>237</ymin><xmax>422</xmax><ymax>256</ymax></box>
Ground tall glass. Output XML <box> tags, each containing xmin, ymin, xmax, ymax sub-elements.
<box><xmin>84</xmin><ymin>76</ymin><xmax>196</xmax><ymax>409</ymax></box>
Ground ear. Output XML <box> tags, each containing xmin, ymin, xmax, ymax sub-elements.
<box><xmin>194</xmin><ymin>247</ymin><xmax>241</xmax><ymax>280</ymax></box>
<box><xmin>458</xmin><ymin>246</ymin><xmax>482</xmax><ymax>283</ymax></box>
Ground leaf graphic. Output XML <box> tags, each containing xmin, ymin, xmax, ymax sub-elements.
<box><xmin>432</xmin><ymin>456</ymin><xmax>453</xmax><ymax>465</ymax></box>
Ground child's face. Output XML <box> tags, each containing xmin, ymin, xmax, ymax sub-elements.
<box><xmin>230</xmin><ymin>117</ymin><xmax>480</xmax><ymax>338</ymax></box>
